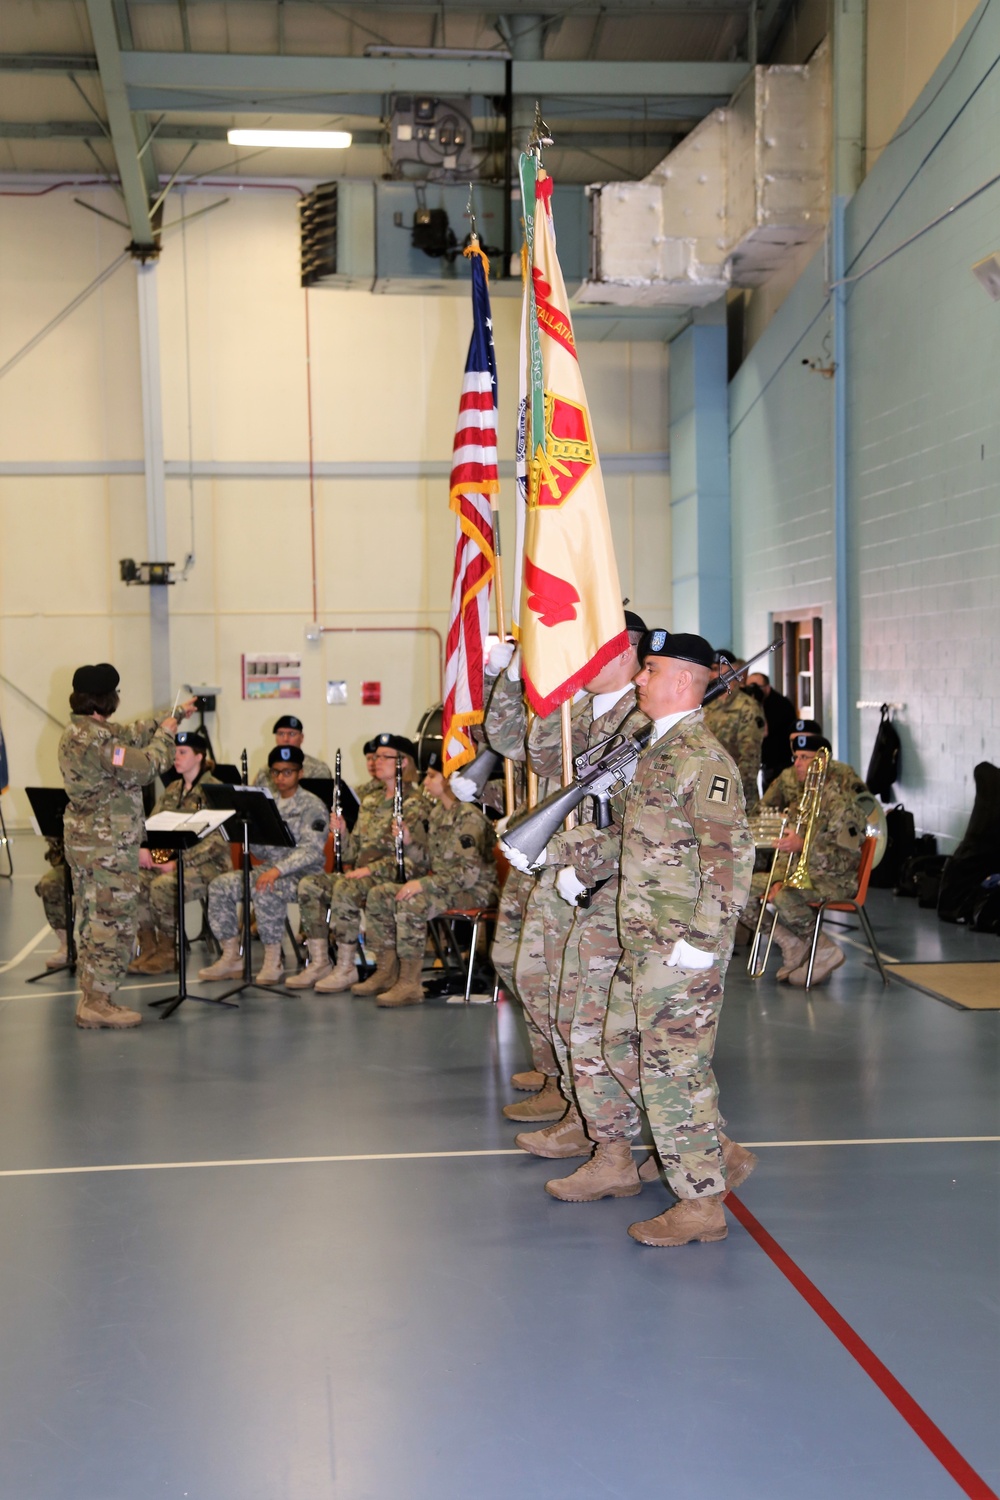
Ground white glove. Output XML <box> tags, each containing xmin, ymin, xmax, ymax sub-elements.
<box><xmin>450</xmin><ymin>773</ymin><xmax>478</xmax><ymax>803</ymax></box>
<box><xmin>486</xmin><ymin>641</ymin><xmax>515</xmax><ymax>677</ymax></box>
<box><xmin>666</xmin><ymin>938</ymin><xmax>714</xmax><ymax>971</ymax></box>
<box><xmin>556</xmin><ymin>866</ymin><xmax>589</xmax><ymax>906</ymax></box>
<box><xmin>500</xmin><ymin>839</ymin><xmax>544</xmax><ymax>875</ymax></box>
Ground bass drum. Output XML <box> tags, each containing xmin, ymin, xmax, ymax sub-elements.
<box><xmin>415</xmin><ymin>703</ymin><xmax>443</xmax><ymax>774</ymax></box>
<box><xmin>857</xmin><ymin>790</ymin><xmax>888</xmax><ymax>867</ymax></box>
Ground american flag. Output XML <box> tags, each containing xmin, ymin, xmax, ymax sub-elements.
<box><xmin>442</xmin><ymin>244</ymin><xmax>498</xmax><ymax>775</ymax></box>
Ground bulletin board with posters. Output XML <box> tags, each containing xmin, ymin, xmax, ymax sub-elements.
<box><xmin>241</xmin><ymin>653</ymin><xmax>302</xmax><ymax>700</ymax></box>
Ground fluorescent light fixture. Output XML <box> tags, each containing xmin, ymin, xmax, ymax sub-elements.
<box><xmin>227</xmin><ymin>128</ymin><xmax>352</xmax><ymax>149</ymax></box>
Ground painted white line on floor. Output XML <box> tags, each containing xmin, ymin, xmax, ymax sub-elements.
<box><xmin>0</xmin><ymin>1137</ymin><xmax>996</xmax><ymax>1180</ymax></box>
<box><xmin>0</xmin><ymin>980</ymin><xmax>178</xmax><ymax>1002</ymax></box>
<box><xmin>838</xmin><ymin>933</ymin><xmax>902</xmax><ymax>964</ymax></box>
<box><xmin>0</xmin><ymin>926</ymin><xmax>52</xmax><ymax>974</ymax></box>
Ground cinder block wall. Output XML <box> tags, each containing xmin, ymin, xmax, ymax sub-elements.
<box><xmin>730</xmin><ymin>1</ymin><xmax>1000</xmax><ymax>847</ymax></box>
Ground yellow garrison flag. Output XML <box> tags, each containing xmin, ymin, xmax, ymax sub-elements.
<box><xmin>519</xmin><ymin>167</ymin><xmax>627</xmax><ymax>716</ymax></box>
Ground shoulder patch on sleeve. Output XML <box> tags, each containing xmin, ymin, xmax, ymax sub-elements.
<box><xmin>695</xmin><ymin>760</ymin><xmax>739</xmax><ymax>819</ymax></box>
<box><xmin>112</xmin><ymin>745</ymin><xmax>126</xmax><ymax>767</ymax></box>
<box><xmin>312</xmin><ymin>819</ymin><xmax>327</xmax><ymax>832</ymax></box>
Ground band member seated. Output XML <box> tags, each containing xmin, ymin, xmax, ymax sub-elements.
<box><xmin>291</xmin><ymin>735</ymin><xmax>433</xmax><ymax>994</ymax></box>
<box><xmin>702</xmin><ymin>650</ymin><xmax>766</xmax><ymax>813</ymax></box>
<box><xmin>199</xmin><ymin>745</ymin><xmax>328</xmax><ymax>986</ymax></box>
<box><xmin>130</xmin><ymin>730</ymin><xmax>233</xmax><ymax>975</ymax></box>
<box><xmin>357</xmin><ymin>754</ymin><xmax>498</xmax><ymax>1007</ymax></box>
<box><xmin>744</xmin><ymin>720</ymin><xmax>870</xmax><ymax>985</ymax></box>
<box><xmin>357</xmin><ymin>738</ymin><xmax>384</xmax><ymax>800</ymax></box>
<box><xmin>254</xmin><ymin>715</ymin><xmax>332</xmax><ymax>787</ymax></box>
<box><xmin>35</xmin><ymin>837</ymin><xmax>69</xmax><ymax>970</ymax></box>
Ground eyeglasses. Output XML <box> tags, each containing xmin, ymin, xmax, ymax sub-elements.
<box><xmin>374</xmin><ymin>752</ymin><xmax>400</xmax><ymax>763</ymax></box>
<box><xmin>271</xmin><ymin>767</ymin><xmax>299</xmax><ymax>777</ymax></box>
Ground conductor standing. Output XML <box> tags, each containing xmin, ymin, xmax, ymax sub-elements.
<box><xmin>58</xmin><ymin>664</ymin><xmax>192</xmax><ymax>1029</ymax></box>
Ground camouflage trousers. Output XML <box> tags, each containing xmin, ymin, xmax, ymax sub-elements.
<box><xmin>742</xmin><ymin>870</ymin><xmax>851</xmax><ymax>940</ymax></box>
<box><xmin>542</xmin><ymin>877</ymin><xmax>584</xmax><ymax>1105</ymax></box>
<box><xmin>35</xmin><ymin>865</ymin><xmax>69</xmax><ymax>931</ymax></box>
<box><xmin>515</xmin><ymin>872</ymin><xmax>575</xmax><ymax>1086</ymax></box>
<box><xmin>66</xmin><ymin>842</ymin><xmax>140</xmax><ymax>996</ymax></box>
<box><xmin>136</xmin><ymin>865</ymin><xmax>223</xmax><ymax>938</ymax></box>
<box><xmin>365</xmin><ymin>880</ymin><xmax>497</xmax><ymax>959</ymax></box>
<box><xmin>491</xmin><ymin>868</ymin><xmax>557</xmax><ymax>1077</ymax></box>
<box><xmin>558</xmin><ymin>881</ymin><xmax>632</xmax><ymax>1138</ymax></box>
<box><xmin>603</xmin><ymin>922</ymin><xmax>738</xmax><ymax>1200</ymax></box>
<box><xmin>297</xmin><ymin>872</ymin><xmax>332</xmax><ymax>941</ymax></box>
<box><xmin>207</xmin><ymin>868</ymin><xmax>299</xmax><ymax>946</ymax></box>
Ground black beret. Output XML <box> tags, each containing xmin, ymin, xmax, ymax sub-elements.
<box><xmin>175</xmin><ymin>730</ymin><xmax>209</xmax><ymax>754</ymax></box>
<box><xmin>72</xmin><ymin>662</ymin><xmax>119</xmax><ymax>694</ymax></box>
<box><xmin>268</xmin><ymin>745</ymin><xmax>304</xmax><ymax>767</ymax></box>
<box><xmin>272</xmin><ymin>715</ymin><xmax>303</xmax><ymax>733</ymax></box>
<box><xmin>713</xmin><ymin>648</ymin><xmax>735</xmax><ymax>666</ymax></box>
<box><xmin>639</xmin><ymin>630</ymin><xmax>715</xmax><ymax>669</ymax></box>
<box><xmin>624</xmin><ymin>609</ymin><xmax>647</xmax><ymax>635</ymax></box>
<box><xmin>792</xmin><ymin>732</ymin><xmax>831</xmax><ymax>753</ymax></box>
<box><xmin>792</xmin><ymin>719</ymin><xmax>823</xmax><ymax>737</ymax></box>
<box><xmin>375</xmin><ymin>734</ymin><xmax>418</xmax><ymax>761</ymax></box>
<box><xmin>423</xmin><ymin>750</ymin><xmax>443</xmax><ymax>772</ymax></box>
<box><xmin>363</xmin><ymin>738</ymin><xmax>380</xmax><ymax>755</ymax></box>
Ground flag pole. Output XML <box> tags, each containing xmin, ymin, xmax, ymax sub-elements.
<box><xmin>489</xmin><ymin>512</ymin><xmax>517</xmax><ymax>816</ymax></box>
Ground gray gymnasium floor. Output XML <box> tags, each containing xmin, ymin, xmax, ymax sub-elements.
<box><xmin>0</xmin><ymin>834</ymin><xmax>997</xmax><ymax>1500</ymax></box>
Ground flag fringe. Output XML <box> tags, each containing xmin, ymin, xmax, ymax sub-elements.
<box><xmin>442</xmin><ymin>713</ymin><xmax>482</xmax><ymax>775</ymax></box>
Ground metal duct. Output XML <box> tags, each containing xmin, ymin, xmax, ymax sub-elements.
<box><xmin>577</xmin><ymin>39</ymin><xmax>830</xmax><ymax>308</ymax></box>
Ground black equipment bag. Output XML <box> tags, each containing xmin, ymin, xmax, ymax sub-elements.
<box><xmin>869</xmin><ymin>804</ymin><xmax>915</xmax><ymax>889</ymax></box>
<box><xmin>970</xmin><ymin>887</ymin><xmax>1000</xmax><ymax>934</ymax></box>
<box><xmin>894</xmin><ymin>838</ymin><xmax>941</xmax><ymax>898</ymax></box>
<box><xmin>938</xmin><ymin>762</ymin><xmax>1000</xmax><ymax>924</ymax></box>
<box><xmin>866</xmin><ymin>705</ymin><xmax>902</xmax><ymax>801</ymax></box>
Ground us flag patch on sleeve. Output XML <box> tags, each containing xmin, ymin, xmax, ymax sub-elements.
<box><xmin>112</xmin><ymin>746</ymin><xmax>126</xmax><ymax>767</ymax></box>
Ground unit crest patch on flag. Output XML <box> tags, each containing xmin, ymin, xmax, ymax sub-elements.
<box><xmin>530</xmin><ymin>394</ymin><xmax>595</xmax><ymax>509</ymax></box>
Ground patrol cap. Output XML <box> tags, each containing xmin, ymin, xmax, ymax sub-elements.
<box><xmin>268</xmin><ymin>745</ymin><xmax>305</xmax><ymax>767</ymax></box>
<box><xmin>623</xmin><ymin>609</ymin><xmax>647</xmax><ymax>636</ymax></box>
<box><xmin>375</xmin><ymin>734</ymin><xmax>418</xmax><ymax>762</ymax></box>
<box><xmin>72</xmin><ymin>662</ymin><xmax>119</xmax><ymax>694</ymax></box>
<box><xmin>273</xmin><ymin>715</ymin><xmax>303</xmax><ymax>733</ymax></box>
<box><xmin>175</xmin><ymin>730</ymin><xmax>209</xmax><ymax>754</ymax></box>
<box><xmin>639</xmin><ymin>630</ymin><xmax>715</xmax><ymax>670</ymax></box>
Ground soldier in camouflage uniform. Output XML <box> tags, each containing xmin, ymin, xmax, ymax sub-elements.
<box><xmin>130</xmin><ymin>730</ymin><xmax>233</xmax><ymax>974</ymax></box>
<box><xmin>702</xmin><ymin>652</ymin><xmax>766</xmax><ymax>813</ymax></box>
<box><xmin>294</xmin><ymin>736</ymin><xmax>432</xmax><ymax>994</ymax></box>
<box><xmin>254</xmin><ymin>714</ymin><xmax>332</xmax><ymax>788</ymax></box>
<box><xmin>35</xmin><ymin>838</ymin><xmax>70</xmax><ymax>969</ymax></box>
<box><xmin>358</xmin><ymin>756</ymin><xmax>498</xmax><ymax>1006</ymax></box>
<box><xmin>587</xmin><ymin>632</ymin><xmax>757</xmax><ymax>1246</ymax></box>
<box><xmin>199</xmin><ymin>744</ymin><xmax>328</xmax><ymax>986</ymax></box>
<box><xmin>744</xmin><ymin>719</ymin><xmax>869</xmax><ymax>985</ymax></box>
<box><xmin>356</xmin><ymin>737</ymin><xmax>385</xmax><ymax>801</ymax></box>
<box><xmin>58</xmin><ymin>662</ymin><xmax>189</xmax><ymax>1029</ymax></box>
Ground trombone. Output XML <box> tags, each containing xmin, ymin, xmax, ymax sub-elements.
<box><xmin>747</xmin><ymin>746</ymin><xmax>830</xmax><ymax>977</ymax></box>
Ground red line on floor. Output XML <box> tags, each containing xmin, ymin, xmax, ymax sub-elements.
<box><xmin>727</xmin><ymin>1193</ymin><xmax>998</xmax><ymax>1500</ymax></box>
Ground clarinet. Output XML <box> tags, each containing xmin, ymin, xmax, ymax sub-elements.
<box><xmin>333</xmin><ymin>748</ymin><xmax>344</xmax><ymax>875</ymax></box>
<box><xmin>241</xmin><ymin>749</ymin><xmax>248</xmax><ymax>786</ymax></box>
<box><xmin>393</xmin><ymin>757</ymin><xmax>406</xmax><ymax>883</ymax></box>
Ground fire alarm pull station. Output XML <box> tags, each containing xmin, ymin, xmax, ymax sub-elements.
<box><xmin>361</xmin><ymin>681</ymin><xmax>381</xmax><ymax>705</ymax></box>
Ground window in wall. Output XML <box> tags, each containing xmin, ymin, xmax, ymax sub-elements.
<box><xmin>777</xmin><ymin>614</ymin><xmax>823</xmax><ymax>720</ymax></box>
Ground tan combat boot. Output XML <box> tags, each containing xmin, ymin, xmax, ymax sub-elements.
<box><xmin>376</xmin><ymin>957</ymin><xmax>425</xmax><ymax>1007</ymax></box>
<box><xmin>284</xmin><ymin>938</ymin><xmax>333</xmax><ymax>989</ymax></box>
<box><xmin>314</xmin><ymin>947</ymin><xmax>358</xmax><ymax>994</ymax></box>
<box><xmin>254</xmin><ymin>944</ymin><xmax>284</xmax><ymax>984</ymax></box>
<box><xmin>352</xmin><ymin>949</ymin><xmax>400</xmax><ymax>997</ymax></box>
<box><xmin>46</xmin><ymin>930</ymin><xmax>69</xmax><ymax>969</ymax></box>
<box><xmin>515</xmin><ymin>1104</ymin><xmax>590</xmax><ymax>1159</ymax></box>
<box><xmin>511</xmin><ymin>1069</ymin><xmax>545</xmax><ymax>1091</ymax></box>
<box><xmin>198</xmin><ymin>936</ymin><xmax>243</xmax><ymax>981</ymax></box>
<box><xmin>773</xmin><ymin>923</ymin><xmax>810</xmax><ymax>981</ymax></box>
<box><xmin>127</xmin><ymin>925</ymin><xmax>156</xmax><ymax>974</ymax></box>
<box><xmin>638</xmin><ymin>1154</ymin><xmax>660</xmax><ymax>1184</ymax></box>
<box><xmin>719</xmin><ymin>1130</ymin><xmax>759</xmax><ymax>1192</ymax></box>
<box><xmin>75</xmin><ymin>988</ymin><xmax>142</xmax><ymax>1029</ymax></box>
<box><xmin>502</xmin><ymin>1075</ymin><xmax>565</xmax><ymax>1122</ymax></box>
<box><xmin>627</xmin><ymin>1194</ymin><xmax>727</xmax><ymax>1246</ymax></box>
<box><xmin>135</xmin><ymin>930</ymin><xmax>177</xmax><ymax>974</ymax></box>
<box><xmin>546</xmin><ymin>1141</ymin><xmax>642</xmax><ymax>1201</ymax></box>
<box><xmin>788</xmin><ymin>932</ymin><xmax>845</xmax><ymax>988</ymax></box>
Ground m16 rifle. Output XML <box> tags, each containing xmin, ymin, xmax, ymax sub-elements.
<box><xmin>703</xmin><ymin>638</ymin><xmax>783</xmax><ymax>705</ymax></box>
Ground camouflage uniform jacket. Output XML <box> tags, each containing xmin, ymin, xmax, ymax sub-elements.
<box><xmin>346</xmin><ymin>784</ymin><xmax>432</xmax><ymax>881</ymax></box>
<box><xmin>759</xmin><ymin>759</ymin><xmax>868</xmax><ymax>885</ymax></box>
<box><xmin>254</xmin><ymin>751</ymin><xmax>332</xmax><ymax>789</ymax></box>
<box><xmin>545</xmin><ymin>687</ymin><xmax>651</xmax><ymax>888</ymax></box>
<box><xmin>252</xmin><ymin>786</ymin><xmax>328</xmax><ymax>879</ymax></box>
<box><xmin>485</xmin><ymin>672</ymin><xmax>589</xmax><ymax>804</ymax></box>
<box><xmin>483</xmin><ymin>671</ymin><xmax>529</xmax><ymax>762</ymax></box>
<box><xmin>618</xmin><ymin>709</ymin><xmax>754</xmax><ymax>953</ymax></box>
<box><xmin>703</xmin><ymin>689</ymin><xmax>765</xmax><ymax>813</ymax></box>
<box><xmin>59</xmin><ymin>715</ymin><xmax>176</xmax><ymax>852</ymax></box>
<box><xmin>150</xmin><ymin>773</ymin><xmax>233</xmax><ymax>880</ymax></box>
<box><xmin>419</xmin><ymin>800</ymin><xmax>498</xmax><ymax>908</ymax></box>
<box><xmin>356</xmin><ymin>777</ymin><xmax>382</xmax><ymax>801</ymax></box>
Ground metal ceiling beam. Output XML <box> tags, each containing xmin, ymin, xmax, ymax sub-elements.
<box><xmin>0</xmin><ymin>53</ymin><xmax>100</xmax><ymax>74</ymax></box>
<box><xmin>121</xmin><ymin>0</ymin><xmax>750</xmax><ymax>9</ymax></box>
<box><xmin>84</xmin><ymin>0</ymin><xmax>158</xmax><ymax>250</ymax></box>
<box><xmin>119</xmin><ymin>50</ymin><xmax>748</xmax><ymax>98</ymax></box>
<box><xmin>0</xmin><ymin>120</ymin><xmax>681</xmax><ymax>148</ymax></box>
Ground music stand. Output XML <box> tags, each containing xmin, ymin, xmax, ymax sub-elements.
<box><xmin>300</xmin><ymin>779</ymin><xmax>360</xmax><ymax>829</ymax></box>
<box><xmin>144</xmin><ymin>826</ymin><xmax>238</xmax><ymax>1020</ymax></box>
<box><xmin>24</xmin><ymin>787</ymin><xmax>75</xmax><ymax>980</ymax></box>
<box><xmin>201</xmin><ymin>784</ymin><xmax>296</xmax><ymax>1002</ymax></box>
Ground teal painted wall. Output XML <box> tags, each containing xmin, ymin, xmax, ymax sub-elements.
<box><xmin>730</xmin><ymin>0</ymin><xmax>1000</xmax><ymax>847</ymax></box>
